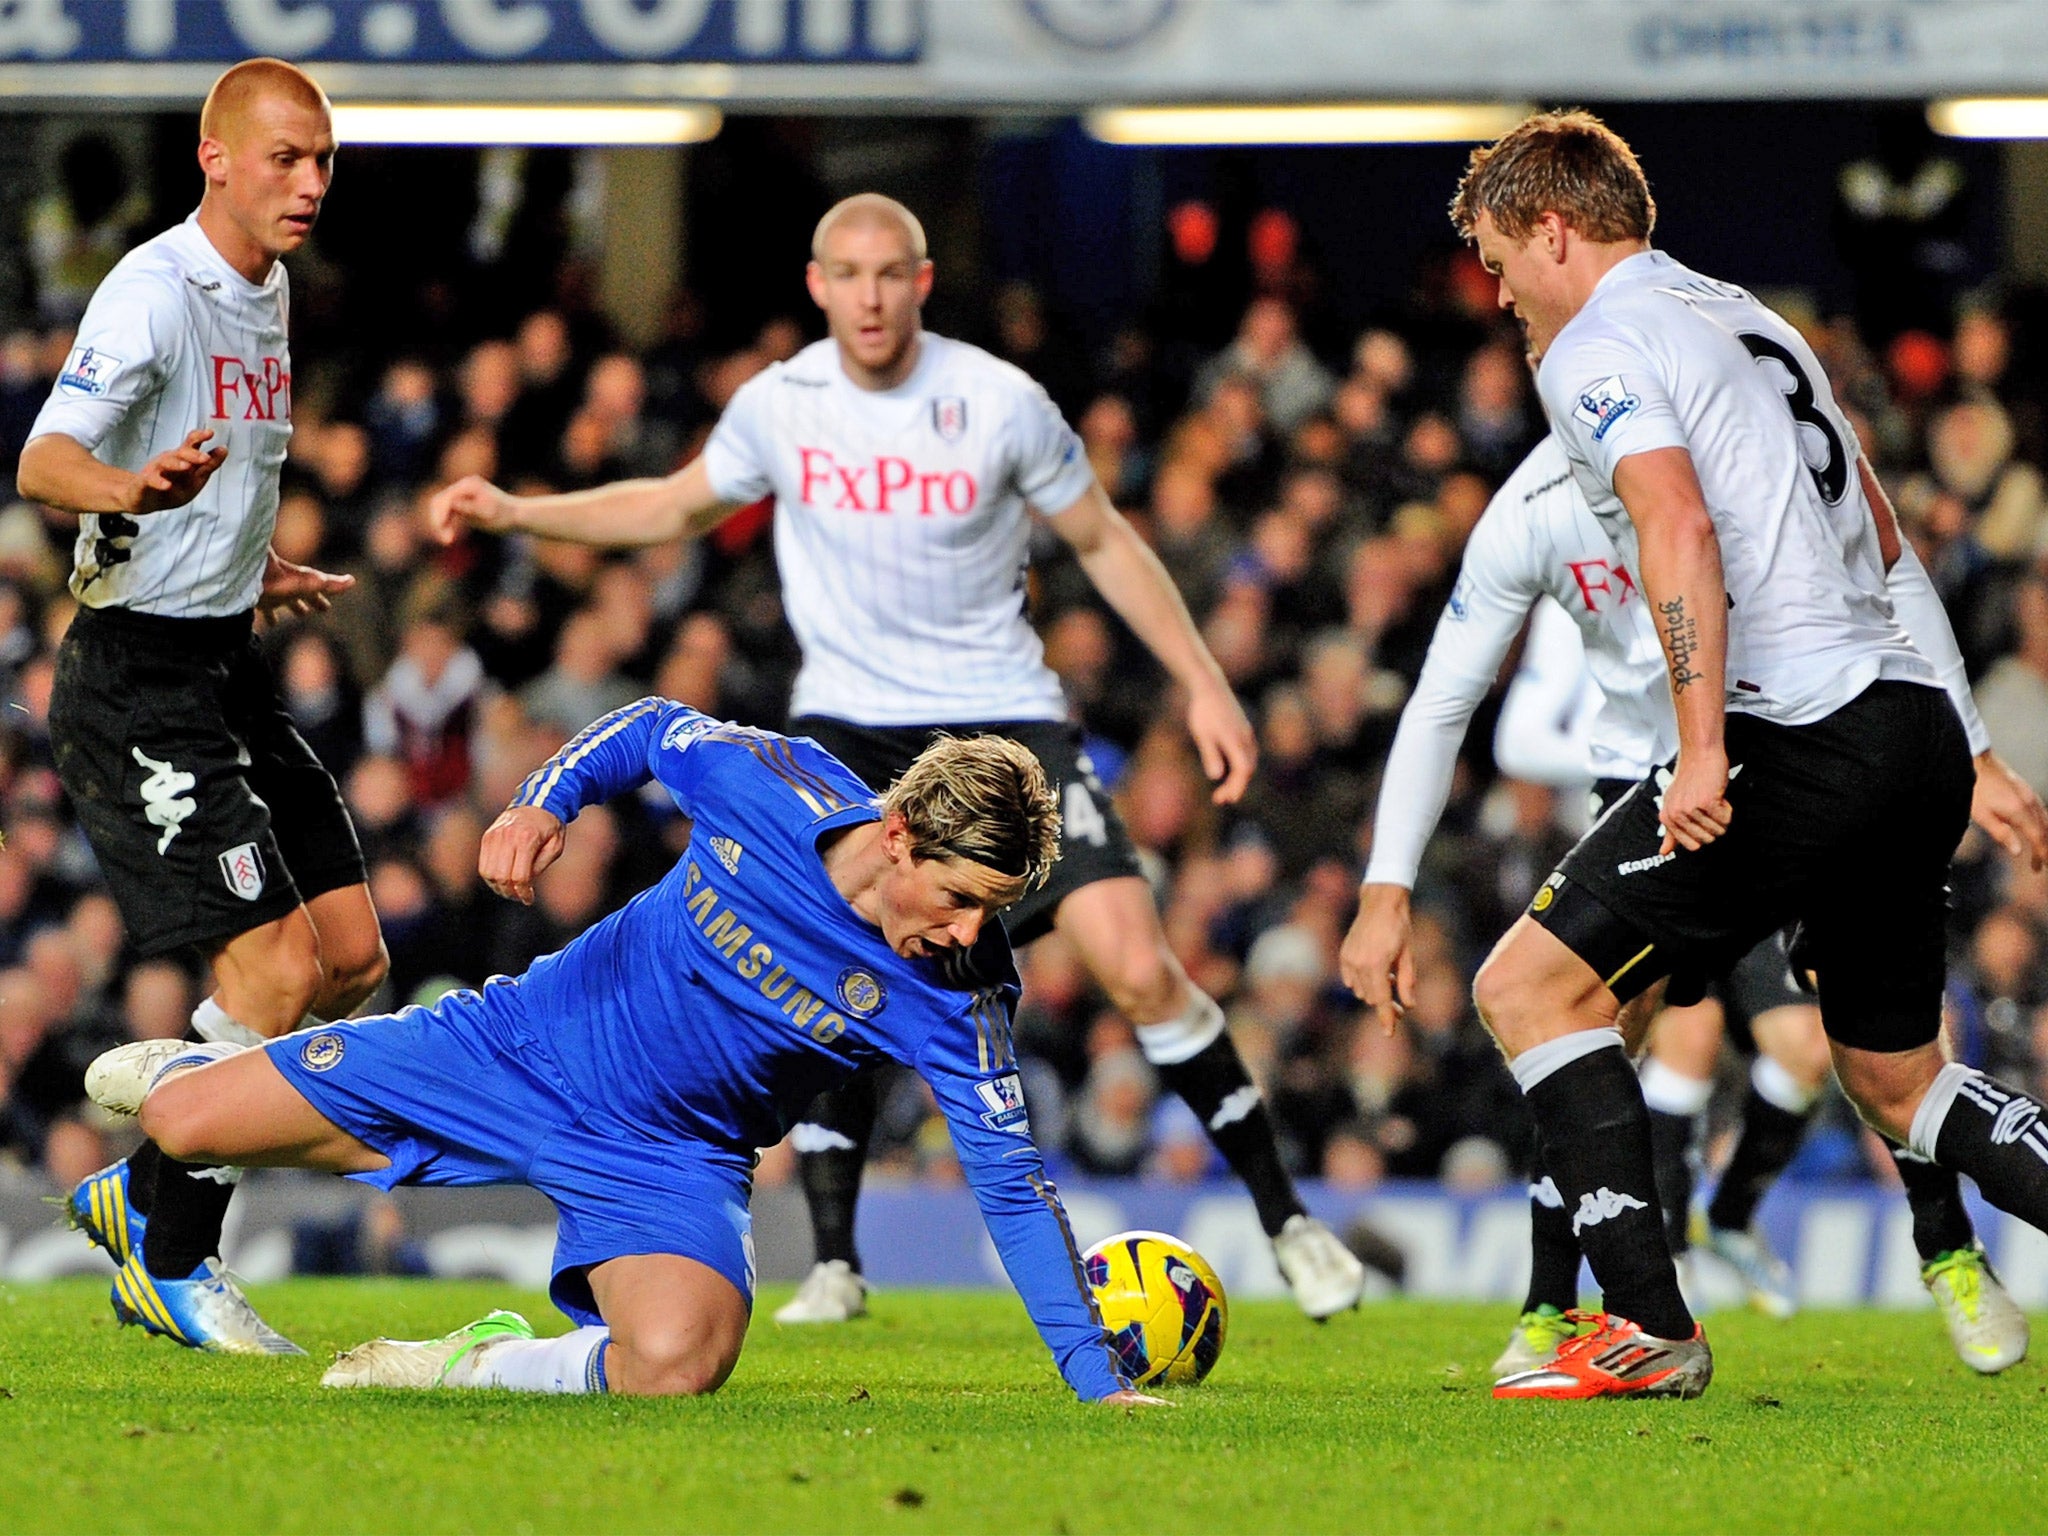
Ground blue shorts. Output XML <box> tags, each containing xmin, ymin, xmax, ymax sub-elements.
<box><xmin>267</xmin><ymin>987</ymin><xmax>756</xmax><ymax>1326</ymax></box>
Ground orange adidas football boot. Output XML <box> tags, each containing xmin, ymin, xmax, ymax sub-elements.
<box><xmin>1492</xmin><ymin>1309</ymin><xmax>1712</xmax><ymax>1400</ymax></box>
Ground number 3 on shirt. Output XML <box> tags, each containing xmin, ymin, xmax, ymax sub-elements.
<box><xmin>1063</xmin><ymin>780</ymin><xmax>1108</xmax><ymax>848</ymax></box>
<box><xmin>1738</xmin><ymin>332</ymin><xmax>1849</xmax><ymax>505</ymax></box>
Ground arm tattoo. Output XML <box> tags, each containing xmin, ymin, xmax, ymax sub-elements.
<box><xmin>1659</xmin><ymin>596</ymin><xmax>1704</xmax><ymax>693</ymax></box>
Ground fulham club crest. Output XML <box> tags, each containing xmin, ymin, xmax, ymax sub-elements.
<box><xmin>932</xmin><ymin>396</ymin><xmax>968</xmax><ymax>442</ymax></box>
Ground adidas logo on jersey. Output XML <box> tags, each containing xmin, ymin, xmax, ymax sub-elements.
<box><xmin>708</xmin><ymin>835</ymin><xmax>744</xmax><ymax>875</ymax></box>
<box><xmin>1571</xmin><ymin>1186</ymin><xmax>1649</xmax><ymax>1235</ymax></box>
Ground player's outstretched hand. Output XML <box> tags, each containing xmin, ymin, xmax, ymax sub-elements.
<box><xmin>1972</xmin><ymin>749</ymin><xmax>2048</xmax><ymax>872</ymax></box>
<box><xmin>257</xmin><ymin>547</ymin><xmax>354</xmax><ymax>620</ymax></box>
<box><xmin>132</xmin><ymin>428</ymin><xmax>227</xmax><ymax>513</ymax></box>
<box><xmin>481</xmin><ymin>805</ymin><xmax>567</xmax><ymax>904</ymax></box>
<box><xmin>1100</xmin><ymin>1389</ymin><xmax>1173</xmax><ymax>1409</ymax></box>
<box><xmin>1340</xmin><ymin>882</ymin><xmax>1415</xmax><ymax>1035</ymax></box>
<box><xmin>1656</xmin><ymin>749</ymin><xmax>1733</xmax><ymax>855</ymax></box>
<box><xmin>428</xmin><ymin>475</ymin><xmax>519</xmax><ymax>545</ymax></box>
<box><xmin>1187</xmin><ymin>680</ymin><xmax>1257</xmax><ymax>804</ymax></box>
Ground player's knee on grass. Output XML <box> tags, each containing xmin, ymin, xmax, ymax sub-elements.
<box><xmin>607</xmin><ymin>1322</ymin><xmax>742</xmax><ymax>1397</ymax></box>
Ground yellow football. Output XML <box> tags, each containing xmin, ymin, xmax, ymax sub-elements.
<box><xmin>1081</xmin><ymin>1229</ymin><xmax>1228</xmax><ymax>1386</ymax></box>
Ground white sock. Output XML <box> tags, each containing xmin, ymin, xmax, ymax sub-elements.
<box><xmin>444</xmin><ymin>1326</ymin><xmax>611</xmax><ymax>1393</ymax></box>
<box><xmin>149</xmin><ymin>1039</ymin><xmax>245</xmax><ymax>1095</ymax></box>
<box><xmin>1134</xmin><ymin>989</ymin><xmax>1227</xmax><ymax>1067</ymax></box>
<box><xmin>1751</xmin><ymin>1054</ymin><xmax>1819</xmax><ymax>1114</ymax></box>
<box><xmin>1639</xmin><ymin>1058</ymin><xmax>1713</xmax><ymax>1117</ymax></box>
<box><xmin>1908</xmin><ymin>1062</ymin><xmax>1980</xmax><ymax>1161</ymax></box>
<box><xmin>192</xmin><ymin>997</ymin><xmax>265</xmax><ymax>1049</ymax></box>
<box><xmin>1509</xmin><ymin>1028</ymin><xmax>1626</xmax><ymax>1093</ymax></box>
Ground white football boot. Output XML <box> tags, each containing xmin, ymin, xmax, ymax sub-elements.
<box><xmin>1924</xmin><ymin>1245</ymin><xmax>2029</xmax><ymax>1375</ymax></box>
<box><xmin>323</xmin><ymin>1311</ymin><xmax>536</xmax><ymax>1388</ymax></box>
<box><xmin>1273</xmin><ymin>1214</ymin><xmax>1366</xmax><ymax>1320</ymax></box>
<box><xmin>86</xmin><ymin>1039</ymin><xmax>245</xmax><ymax>1118</ymax></box>
<box><xmin>1692</xmin><ymin>1214</ymin><xmax>1797</xmax><ymax>1320</ymax></box>
<box><xmin>773</xmin><ymin>1259</ymin><xmax>870</xmax><ymax>1324</ymax></box>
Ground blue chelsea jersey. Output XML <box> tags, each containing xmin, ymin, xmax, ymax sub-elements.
<box><xmin>500</xmin><ymin>699</ymin><xmax>1126</xmax><ymax>1401</ymax></box>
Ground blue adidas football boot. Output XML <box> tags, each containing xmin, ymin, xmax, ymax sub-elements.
<box><xmin>64</xmin><ymin>1157</ymin><xmax>146</xmax><ymax>1266</ymax></box>
<box><xmin>110</xmin><ymin>1252</ymin><xmax>305</xmax><ymax>1355</ymax></box>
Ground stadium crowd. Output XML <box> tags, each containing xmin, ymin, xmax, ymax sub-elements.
<box><xmin>2</xmin><ymin>175</ymin><xmax>2047</xmax><ymax>1211</ymax></box>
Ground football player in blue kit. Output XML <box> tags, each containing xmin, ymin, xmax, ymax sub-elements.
<box><xmin>86</xmin><ymin>702</ymin><xmax>1155</xmax><ymax>1404</ymax></box>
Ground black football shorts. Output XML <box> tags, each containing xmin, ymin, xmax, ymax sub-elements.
<box><xmin>51</xmin><ymin>606</ymin><xmax>367</xmax><ymax>958</ymax></box>
<box><xmin>1532</xmin><ymin>681</ymin><xmax>1972</xmax><ymax>1053</ymax></box>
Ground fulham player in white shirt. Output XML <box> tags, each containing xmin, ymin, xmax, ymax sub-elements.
<box><xmin>432</xmin><ymin>195</ymin><xmax>1366</xmax><ymax>1321</ymax></box>
<box><xmin>18</xmin><ymin>60</ymin><xmax>385</xmax><ymax>1355</ymax></box>
<box><xmin>1419</xmin><ymin>109</ymin><xmax>2048</xmax><ymax>1399</ymax></box>
<box><xmin>1339</xmin><ymin>433</ymin><xmax>2041</xmax><ymax>1380</ymax></box>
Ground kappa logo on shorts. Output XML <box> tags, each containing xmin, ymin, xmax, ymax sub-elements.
<box><xmin>975</xmin><ymin>1072</ymin><xmax>1031</xmax><ymax>1135</ymax></box>
<box><xmin>299</xmin><ymin>1032</ymin><xmax>345</xmax><ymax>1072</ymax></box>
<box><xmin>219</xmin><ymin>842</ymin><xmax>266</xmax><ymax>900</ymax></box>
<box><xmin>131</xmin><ymin>747</ymin><xmax>196</xmax><ymax>854</ymax></box>
<box><xmin>836</xmin><ymin>967</ymin><xmax>886</xmax><ymax>1018</ymax></box>
<box><xmin>1573</xmin><ymin>375</ymin><xmax>1641</xmax><ymax>442</ymax></box>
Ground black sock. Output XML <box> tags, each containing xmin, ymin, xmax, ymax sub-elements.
<box><xmin>126</xmin><ymin>1140</ymin><xmax>164</xmax><ymax>1218</ymax></box>
<box><xmin>1928</xmin><ymin>1070</ymin><xmax>2048</xmax><ymax>1242</ymax></box>
<box><xmin>1523</xmin><ymin>1046</ymin><xmax>1694</xmax><ymax>1340</ymax></box>
<box><xmin>1647</xmin><ymin>1108</ymin><xmax>1697</xmax><ymax>1255</ymax></box>
<box><xmin>1705</xmin><ymin>1087</ymin><xmax>1812</xmax><ymax>1233</ymax></box>
<box><xmin>1154</xmin><ymin>1034</ymin><xmax>1305</xmax><ymax>1239</ymax></box>
<box><xmin>1523</xmin><ymin>1149</ymin><xmax>1583</xmax><ymax>1315</ymax></box>
<box><xmin>1888</xmin><ymin>1141</ymin><xmax>1978</xmax><ymax>1262</ymax></box>
<box><xmin>794</xmin><ymin>1075</ymin><xmax>879</xmax><ymax>1271</ymax></box>
<box><xmin>141</xmin><ymin>1155</ymin><xmax>236</xmax><ymax>1279</ymax></box>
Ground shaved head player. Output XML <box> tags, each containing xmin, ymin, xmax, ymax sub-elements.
<box><xmin>431</xmin><ymin>193</ymin><xmax>1369</xmax><ymax>1321</ymax></box>
<box><xmin>18</xmin><ymin>59</ymin><xmax>385</xmax><ymax>1354</ymax></box>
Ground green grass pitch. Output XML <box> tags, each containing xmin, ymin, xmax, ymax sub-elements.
<box><xmin>3</xmin><ymin>1279</ymin><xmax>2043</xmax><ymax>1534</ymax></box>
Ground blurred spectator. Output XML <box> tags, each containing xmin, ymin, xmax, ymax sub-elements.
<box><xmin>1976</xmin><ymin>572</ymin><xmax>2048</xmax><ymax>798</ymax></box>
<box><xmin>519</xmin><ymin>607</ymin><xmax>640</xmax><ymax>734</ymax></box>
<box><xmin>280</xmin><ymin>629</ymin><xmax>364</xmax><ymax>778</ymax></box>
<box><xmin>364</xmin><ymin>594</ymin><xmax>486</xmax><ymax>807</ymax></box>
<box><xmin>1069</xmin><ymin>1038</ymin><xmax>1156</xmax><ymax>1177</ymax></box>
<box><xmin>363</xmin><ymin>358</ymin><xmax>442</xmax><ymax>492</ymax></box>
<box><xmin>1195</xmin><ymin>298</ymin><xmax>1335</xmax><ymax>433</ymax></box>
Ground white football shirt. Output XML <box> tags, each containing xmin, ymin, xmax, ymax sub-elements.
<box><xmin>1365</xmin><ymin>437</ymin><xmax>1666</xmax><ymax>887</ymax></box>
<box><xmin>29</xmin><ymin>212</ymin><xmax>292</xmax><ymax>618</ymax></box>
<box><xmin>703</xmin><ymin>333</ymin><xmax>1096</xmax><ymax>725</ymax></box>
<box><xmin>1537</xmin><ymin>250</ymin><xmax>1935</xmax><ymax>725</ymax></box>
<box><xmin>1364</xmin><ymin>436</ymin><xmax>1987</xmax><ymax>889</ymax></box>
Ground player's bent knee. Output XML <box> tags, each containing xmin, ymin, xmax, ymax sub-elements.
<box><xmin>321</xmin><ymin>935</ymin><xmax>389</xmax><ymax>1014</ymax></box>
<box><xmin>138</xmin><ymin>1076</ymin><xmax>215</xmax><ymax>1162</ymax></box>
<box><xmin>611</xmin><ymin>1333</ymin><xmax>737</xmax><ymax>1397</ymax></box>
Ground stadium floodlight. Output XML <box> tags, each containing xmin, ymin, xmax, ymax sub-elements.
<box><xmin>331</xmin><ymin>104</ymin><xmax>721</xmax><ymax>146</ymax></box>
<box><xmin>1927</xmin><ymin>98</ymin><xmax>2048</xmax><ymax>139</ymax></box>
<box><xmin>1084</xmin><ymin>103</ymin><xmax>1533</xmax><ymax>146</ymax></box>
